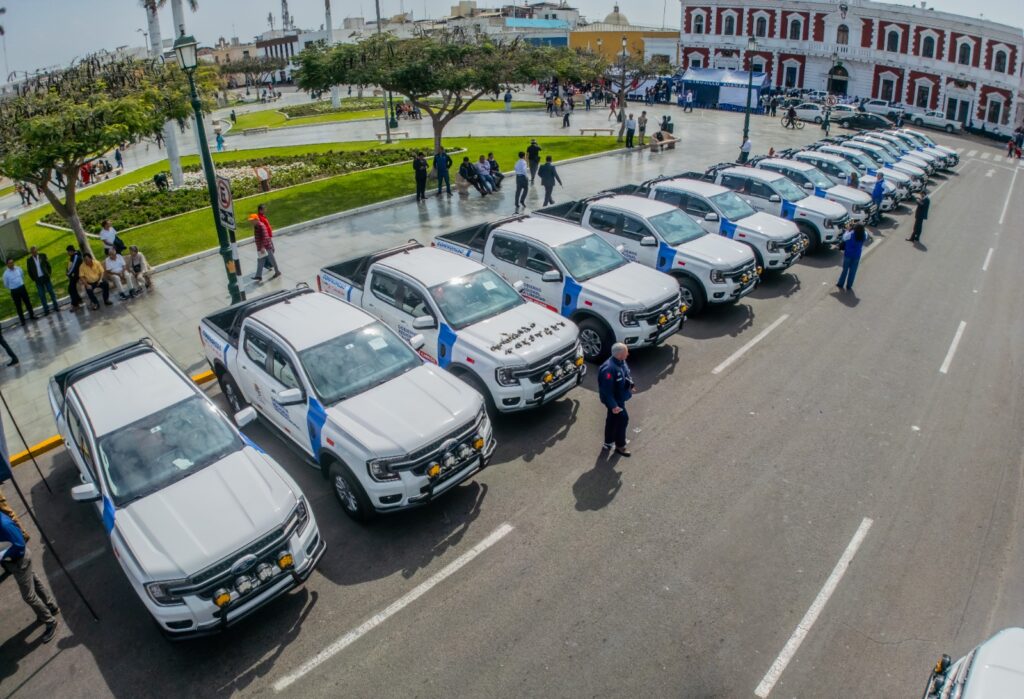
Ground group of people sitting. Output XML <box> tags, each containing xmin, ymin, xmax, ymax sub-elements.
<box><xmin>457</xmin><ymin>153</ymin><xmax>505</xmax><ymax>197</ymax></box>
<box><xmin>66</xmin><ymin>219</ymin><xmax>154</xmax><ymax>311</ymax></box>
<box><xmin>395</xmin><ymin>101</ymin><xmax>422</xmax><ymax>120</ymax></box>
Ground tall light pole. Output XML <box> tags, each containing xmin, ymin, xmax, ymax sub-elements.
<box><xmin>742</xmin><ymin>36</ymin><xmax>757</xmax><ymax>143</ymax></box>
<box><xmin>374</xmin><ymin>0</ymin><xmax>394</xmax><ymax>143</ymax></box>
<box><xmin>618</xmin><ymin>35</ymin><xmax>628</xmax><ymax>127</ymax></box>
<box><xmin>326</xmin><ymin>0</ymin><xmax>341</xmax><ymax>107</ymax></box>
<box><xmin>173</xmin><ymin>34</ymin><xmax>243</xmax><ymax>304</ymax></box>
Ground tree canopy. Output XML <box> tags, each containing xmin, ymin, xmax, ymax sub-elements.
<box><xmin>219</xmin><ymin>55</ymin><xmax>288</xmax><ymax>88</ymax></box>
<box><xmin>0</xmin><ymin>55</ymin><xmax>213</xmax><ymax>250</ymax></box>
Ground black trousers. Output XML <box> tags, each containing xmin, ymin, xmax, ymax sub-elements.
<box><xmin>415</xmin><ymin>174</ymin><xmax>427</xmax><ymax>200</ymax></box>
<box><xmin>543</xmin><ymin>184</ymin><xmax>555</xmax><ymax>206</ymax></box>
<box><xmin>625</xmin><ymin>129</ymin><xmax>635</xmax><ymax>148</ymax></box>
<box><xmin>604</xmin><ymin>408</ymin><xmax>629</xmax><ymax>448</ymax></box>
<box><xmin>67</xmin><ymin>274</ymin><xmax>82</xmax><ymax>308</ymax></box>
<box><xmin>0</xmin><ymin>327</ymin><xmax>15</xmax><ymax>360</ymax></box>
<box><xmin>515</xmin><ymin>175</ymin><xmax>529</xmax><ymax>207</ymax></box>
<box><xmin>83</xmin><ymin>280</ymin><xmax>110</xmax><ymax>306</ymax></box>
<box><xmin>9</xmin><ymin>287</ymin><xmax>34</xmax><ymax>324</ymax></box>
<box><xmin>911</xmin><ymin>218</ymin><xmax>924</xmax><ymax>241</ymax></box>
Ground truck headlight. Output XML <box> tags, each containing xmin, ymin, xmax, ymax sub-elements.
<box><xmin>710</xmin><ymin>269</ymin><xmax>725</xmax><ymax>284</ymax></box>
<box><xmin>619</xmin><ymin>310</ymin><xmax>639</xmax><ymax>327</ymax></box>
<box><xmin>367</xmin><ymin>457</ymin><xmax>401</xmax><ymax>482</ymax></box>
<box><xmin>295</xmin><ymin>497</ymin><xmax>310</xmax><ymax>533</ymax></box>
<box><xmin>213</xmin><ymin>588</ymin><xmax>232</xmax><ymax>608</ymax></box>
<box><xmin>234</xmin><ymin>574</ymin><xmax>257</xmax><ymax>596</ymax></box>
<box><xmin>766</xmin><ymin>240</ymin><xmax>779</xmax><ymax>252</ymax></box>
<box><xmin>495</xmin><ymin>367</ymin><xmax>520</xmax><ymax>386</ymax></box>
<box><xmin>145</xmin><ymin>580</ymin><xmax>187</xmax><ymax>607</ymax></box>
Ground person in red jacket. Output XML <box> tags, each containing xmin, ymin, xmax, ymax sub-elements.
<box><xmin>249</xmin><ymin>214</ymin><xmax>281</xmax><ymax>282</ymax></box>
<box><xmin>256</xmin><ymin>203</ymin><xmax>276</xmax><ymax>273</ymax></box>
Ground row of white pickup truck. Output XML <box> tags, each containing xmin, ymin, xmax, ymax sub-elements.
<box><xmin>45</xmin><ymin>127</ymin><xmax>958</xmax><ymax>639</ymax></box>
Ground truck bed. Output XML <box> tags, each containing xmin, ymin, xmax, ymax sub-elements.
<box><xmin>320</xmin><ymin>241</ymin><xmax>423</xmax><ymax>289</ymax></box>
<box><xmin>535</xmin><ymin>201</ymin><xmax>587</xmax><ymax>224</ymax></box>
<box><xmin>202</xmin><ymin>287</ymin><xmax>314</xmax><ymax>346</ymax></box>
<box><xmin>435</xmin><ymin>215</ymin><xmax>527</xmax><ymax>253</ymax></box>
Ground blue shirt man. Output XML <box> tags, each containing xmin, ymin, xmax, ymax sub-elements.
<box><xmin>1</xmin><ymin>512</ymin><xmax>60</xmax><ymax>641</ymax></box>
<box><xmin>433</xmin><ymin>148</ymin><xmax>453</xmax><ymax>197</ymax></box>
<box><xmin>598</xmin><ymin>343</ymin><xmax>635</xmax><ymax>456</ymax></box>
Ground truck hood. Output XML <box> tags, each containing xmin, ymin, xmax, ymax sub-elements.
<box><xmin>796</xmin><ymin>195</ymin><xmax>846</xmax><ymax>218</ymax></box>
<box><xmin>737</xmin><ymin>212</ymin><xmax>800</xmax><ymax>241</ymax></box>
<box><xmin>878</xmin><ymin>167</ymin><xmax>911</xmax><ymax>185</ymax></box>
<box><xmin>583</xmin><ymin>262</ymin><xmax>677</xmax><ymax>309</ymax></box>
<box><xmin>679</xmin><ymin>234</ymin><xmax>754</xmax><ymax>268</ymax></box>
<box><xmin>827</xmin><ymin>185</ymin><xmax>871</xmax><ymax>205</ymax></box>
<box><xmin>459</xmin><ymin>303</ymin><xmax>579</xmax><ymax>366</ymax></box>
<box><xmin>115</xmin><ymin>448</ymin><xmax>298</xmax><ymax>580</ymax></box>
<box><xmin>893</xmin><ymin>160</ymin><xmax>926</xmax><ymax>178</ymax></box>
<box><xmin>327</xmin><ymin>364</ymin><xmax>480</xmax><ymax>456</ymax></box>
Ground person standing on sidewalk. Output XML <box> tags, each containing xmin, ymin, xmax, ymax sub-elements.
<box><xmin>538</xmin><ymin>156</ymin><xmax>563</xmax><ymax>206</ymax></box>
<box><xmin>738</xmin><ymin>137</ymin><xmax>753</xmax><ymax>164</ymax></box>
<box><xmin>4</xmin><ymin>259</ymin><xmax>36</xmax><ymax>326</ymax></box>
<box><xmin>624</xmin><ymin>114</ymin><xmax>637</xmax><ymax>148</ymax></box>
<box><xmin>413</xmin><ymin>152</ymin><xmax>429</xmax><ymax>201</ymax></box>
<box><xmin>870</xmin><ymin>175</ymin><xmax>885</xmax><ymax>226</ymax></box>
<box><xmin>1</xmin><ymin>512</ymin><xmax>60</xmax><ymax>643</ymax></box>
<box><xmin>25</xmin><ymin>247</ymin><xmax>58</xmax><ymax>316</ymax></box>
<box><xmin>504</xmin><ymin>89</ymin><xmax>512</xmax><ymax>113</ymax></box>
<box><xmin>65</xmin><ymin>245</ymin><xmax>84</xmax><ymax>312</ymax></box>
<box><xmin>0</xmin><ymin>326</ymin><xmax>17</xmax><ymax>366</ymax></box>
<box><xmin>254</xmin><ymin>165</ymin><xmax>271</xmax><ymax>192</ymax></box>
<box><xmin>527</xmin><ymin>139</ymin><xmax>542</xmax><ymax>185</ymax></box>
<box><xmin>638</xmin><ymin>111</ymin><xmax>648</xmax><ymax>146</ymax></box>
<box><xmin>836</xmin><ymin>223</ymin><xmax>866</xmax><ymax>292</ymax></box>
<box><xmin>249</xmin><ymin>214</ymin><xmax>281</xmax><ymax>282</ymax></box>
<box><xmin>598</xmin><ymin>343</ymin><xmax>635</xmax><ymax>457</ymax></box>
<box><xmin>908</xmin><ymin>190</ymin><xmax>930</xmax><ymax>243</ymax></box>
<box><xmin>514</xmin><ymin>152</ymin><xmax>530</xmax><ymax>213</ymax></box>
<box><xmin>433</xmin><ymin>147</ymin><xmax>453</xmax><ymax>198</ymax></box>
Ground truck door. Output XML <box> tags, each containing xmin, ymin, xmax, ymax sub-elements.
<box><xmin>266</xmin><ymin>343</ymin><xmax>313</xmax><ymax>454</ymax></box>
<box><xmin>749</xmin><ymin>179</ymin><xmax>784</xmax><ymax>216</ymax></box>
<box><xmin>679</xmin><ymin>193</ymin><xmax>719</xmax><ymax>235</ymax></box>
<box><xmin>491</xmin><ymin>234</ymin><xmax>562</xmax><ymax>314</ymax></box>
<box><xmin>237</xmin><ymin>329</ymin><xmax>308</xmax><ymax>449</ymax></box>
<box><xmin>392</xmin><ymin>279</ymin><xmax>441</xmax><ymax>364</ymax></box>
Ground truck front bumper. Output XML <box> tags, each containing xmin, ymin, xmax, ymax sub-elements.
<box><xmin>494</xmin><ymin>364</ymin><xmax>586</xmax><ymax>413</ymax></box>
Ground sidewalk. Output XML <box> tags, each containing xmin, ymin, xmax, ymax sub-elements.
<box><xmin>0</xmin><ymin>107</ymin><xmax>818</xmax><ymax>451</ymax></box>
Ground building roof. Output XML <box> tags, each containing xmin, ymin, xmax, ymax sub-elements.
<box><xmin>603</xmin><ymin>3</ymin><xmax>629</xmax><ymax>26</ymax></box>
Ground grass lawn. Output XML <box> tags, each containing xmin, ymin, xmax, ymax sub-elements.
<box><xmin>232</xmin><ymin>100</ymin><xmax>541</xmax><ymax>131</ymax></box>
<box><xmin>4</xmin><ymin>135</ymin><xmax>617</xmax><ymax>320</ymax></box>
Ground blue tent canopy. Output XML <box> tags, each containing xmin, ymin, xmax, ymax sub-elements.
<box><xmin>679</xmin><ymin>68</ymin><xmax>768</xmax><ymax>88</ymax></box>
<box><xmin>678</xmin><ymin>68</ymin><xmax>769</xmax><ymax>112</ymax></box>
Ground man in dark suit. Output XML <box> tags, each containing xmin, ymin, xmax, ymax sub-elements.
<box><xmin>25</xmin><ymin>246</ymin><xmax>57</xmax><ymax>315</ymax></box>
<box><xmin>538</xmin><ymin>156</ymin><xmax>563</xmax><ymax>207</ymax></box>
<box><xmin>65</xmin><ymin>245</ymin><xmax>84</xmax><ymax>311</ymax></box>
<box><xmin>908</xmin><ymin>191</ymin><xmax>930</xmax><ymax>242</ymax></box>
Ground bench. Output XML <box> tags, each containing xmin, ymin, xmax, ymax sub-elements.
<box><xmin>376</xmin><ymin>130</ymin><xmax>410</xmax><ymax>141</ymax></box>
<box><xmin>580</xmin><ymin>127</ymin><xmax>615</xmax><ymax>136</ymax></box>
<box><xmin>649</xmin><ymin>135</ymin><xmax>678</xmax><ymax>153</ymax></box>
<box><xmin>242</xmin><ymin>127</ymin><xmax>269</xmax><ymax>136</ymax></box>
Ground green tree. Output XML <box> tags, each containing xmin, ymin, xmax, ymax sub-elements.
<box><xmin>605</xmin><ymin>54</ymin><xmax>663</xmax><ymax>141</ymax></box>
<box><xmin>219</xmin><ymin>55</ymin><xmax>288</xmax><ymax>89</ymax></box>
<box><xmin>0</xmin><ymin>56</ymin><xmax>206</xmax><ymax>251</ymax></box>
<box><xmin>295</xmin><ymin>33</ymin><xmax>595</xmax><ymax>151</ymax></box>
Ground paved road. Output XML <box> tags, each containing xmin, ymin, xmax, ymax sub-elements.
<box><xmin>2</xmin><ymin>131</ymin><xmax>1022</xmax><ymax>698</ymax></box>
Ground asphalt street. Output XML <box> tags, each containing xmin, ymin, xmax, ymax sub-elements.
<box><xmin>1</xmin><ymin>135</ymin><xmax>1022</xmax><ymax>698</ymax></box>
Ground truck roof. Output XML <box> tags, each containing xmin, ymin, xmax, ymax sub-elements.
<box><xmin>585</xmin><ymin>194</ymin><xmax>675</xmax><ymax>219</ymax></box>
<box><xmin>796</xmin><ymin>150</ymin><xmax>845</xmax><ymax>163</ymax></box>
<box><xmin>385</xmin><ymin>246</ymin><xmax>486</xmax><ymax>288</ymax></box>
<box><xmin>72</xmin><ymin>351</ymin><xmax>196</xmax><ymax>438</ymax></box>
<box><xmin>250</xmin><ymin>292</ymin><xmax>375</xmax><ymax>352</ymax></box>
<box><xmin>499</xmin><ymin>216</ymin><xmax>589</xmax><ymax>247</ymax></box>
<box><xmin>721</xmin><ymin>167</ymin><xmax>786</xmax><ymax>183</ymax></box>
<box><xmin>760</xmin><ymin>158</ymin><xmax>816</xmax><ymax>171</ymax></box>
<box><xmin>653</xmin><ymin>178</ymin><xmax>729</xmax><ymax>197</ymax></box>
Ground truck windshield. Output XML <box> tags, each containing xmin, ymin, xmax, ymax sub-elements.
<box><xmin>803</xmin><ymin>167</ymin><xmax>834</xmax><ymax>189</ymax></box>
<box><xmin>771</xmin><ymin>176</ymin><xmax>808</xmax><ymax>202</ymax></box>
<box><xmin>553</xmin><ymin>234</ymin><xmax>626</xmax><ymax>282</ymax></box>
<box><xmin>843</xmin><ymin>150</ymin><xmax>880</xmax><ymax>170</ymax></box>
<box><xmin>300</xmin><ymin>322</ymin><xmax>421</xmax><ymax>404</ymax></box>
<box><xmin>828</xmin><ymin>158</ymin><xmax>859</xmax><ymax>178</ymax></box>
<box><xmin>430</xmin><ymin>268</ymin><xmax>524</xmax><ymax>330</ymax></box>
<box><xmin>648</xmin><ymin>209</ymin><xmax>706</xmax><ymax>246</ymax></box>
<box><xmin>710</xmin><ymin>191</ymin><xmax>756</xmax><ymax>220</ymax></box>
<box><xmin>97</xmin><ymin>396</ymin><xmax>242</xmax><ymax>507</ymax></box>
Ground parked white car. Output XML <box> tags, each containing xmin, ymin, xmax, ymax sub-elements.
<box><xmin>754</xmin><ymin>157</ymin><xmax>875</xmax><ymax>224</ymax></box>
<box><xmin>48</xmin><ymin>340</ymin><xmax>324</xmax><ymax>638</ymax></box>
<box><xmin>907</xmin><ymin>109</ymin><xmax>961</xmax><ymax>133</ymax></box>
<box><xmin>793</xmin><ymin>102</ymin><xmax>826</xmax><ymax>123</ymax></box>
<box><xmin>861</xmin><ymin>99</ymin><xmax>904</xmax><ymax>119</ymax></box>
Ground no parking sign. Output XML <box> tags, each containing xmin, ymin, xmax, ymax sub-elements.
<box><xmin>216</xmin><ymin>175</ymin><xmax>235</xmax><ymax>231</ymax></box>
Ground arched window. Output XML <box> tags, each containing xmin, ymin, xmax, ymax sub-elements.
<box><xmin>755</xmin><ymin>16</ymin><xmax>768</xmax><ymax>38</ymax></box>
<box><xmin>788</xmin><ymin>18</ymin><xmax>802</xmax><ymax>40</ymax></box>
<box><xmin>693</xmin><ymin>14</ymin><xmax>704</xmax><ymax>34</ymax></box>
<box><xmin>994</xmin><ymin>49</ymin><xmax>1007</xmax><ymax>73</ymax></box>
<box><xmin>723</xmin><ymin>15</ymin><xmax>736</xmax><ymax>36</ymax></box>
<box><xmin>921</xmin><ymin>35</ymin><xmax>935</xmax><ymax>58</ymax></box>
<box><xmin>958</xmin><ymin>42</ymin><xmax>972</xmax><ymax>65</ymax></box>
<box><xmin>836</xmin><ymin>24</ymin><xmax>849</xmax><ymax>45</ymax></box>
<box><xmin>886</xmin><ymin>30</ymin><xmax>900</xmax><ymax>52</ymax></box>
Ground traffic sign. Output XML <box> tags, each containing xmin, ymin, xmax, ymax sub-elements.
<box><xmin>825</xmin><ymin>95</ymin><xmax>838</xmax><ymax>107</ymax></box>
<box><xmin>216</xmin><ymin>175</ymin><xmax>235</xmax><ymax>231</ymax></box>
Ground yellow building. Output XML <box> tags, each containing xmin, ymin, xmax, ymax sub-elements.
<box><xmin>569</xmin><ymin>5</ymin><xmax>679</xmax><ymax>63</ymax></box>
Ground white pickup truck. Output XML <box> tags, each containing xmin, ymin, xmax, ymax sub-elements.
<box><xmin>922</xmin><ymin>627</ymin><xmax>1024</xmax><ymax>698</ymax></box>
<box><xmin>885</xmin><ymin>129</ymin><xmax>958</xmax><ymax>168</ymax></box>
<box><xmin>536</xmin><ymin>194</ymin><xmax>758</xmax><ymax>315</ymax></box>
<box><xmin>857</xmin><ymin>133</ymin><xmax>942</xmax><ymax>173</ymax></box>
<box><xmin>48</xmin><ymin>339</ymin><xmax>324</xmax><ymax>638</ymax></box>
<box><xmin>706</xmin><ymin>165</ymin><xmax>849</xmax><ymax>253</ymax></box>
<box><xmin>843</xmin><ymin>136</ymin><xmax>931</xmax><ymax>181</ymax></box>
<box><xmin>817</xmin><ymin>144</ymin><xmax>921</xmax><ymax>194</ymax></box>
<box><xmin>789</xmin><ymin>149</ymin><xmax>899</xmax><ymax>211</ymax></box>
<box><xmin>317</xmin><ymin>242</ymin><xmax>585</xmax><ymax>415</ymax></box>
<box><xmin>898</xmin><ymin>128</ymin><xmax>960</xmax><ymax>165</ymax></box>
<box><xmin>753</xmin><ymin>157</ymin><xmax>875</xmax><ymax>224</ymax></box>
<box><xmin>433</xmin><ymin>215</ymin><xmax>684</xmax><ymax>362</ymax></box>
<box><xmin>199</xmin><ymin>288</ymin><xmax>494</xmax><ymax>522</ymax></box>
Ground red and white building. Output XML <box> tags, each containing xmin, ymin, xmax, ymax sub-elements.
<box><xmin>678</xmin><ymin>0</ymin><xmax>1024</xmax><ymax>134</ymax></box>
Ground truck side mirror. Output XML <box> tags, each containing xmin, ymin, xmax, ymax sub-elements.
<box><xmin>512</xmin><ymin>280</ymin><xmax>525</xmax><ymax>292</ymax></box>
<box><xmin>640</xmin><ymin>235</ymin><xmax>657</xmax><ymax>247</ymax></box>
<box><xmin>234</xmin><ymin>406</ymin><xmax>257</xmax><ymax>428</ymax></box>
<box><xmin>541</xmin><ymin>270</ymin><xmax>562</xmax><ymax>283</ymax></box>
<box><xmin>769</xmin><ymin>194</ymin><xmax>782</xmax><ymax>203</ymax></box>
<box><xmin>704</xmin><ymin>212</ymin><xmax>719</xmax><ymax>222</ymax></box>
<box><xmin>71</xmin><ymin>482</ymin><xmax>101</xmax><ymax>503</ymax></box>
<box><xmin>275</xmin><ymin>387</ymin><xmax>304</xmax><ymax>406</ymax></box>
<box><xmin>803</xmin><ymin>182</ymin><xmax>813</xmax><ymax>189</ymax></box>
<box><xmin>412</xmin><ymin>315</ymin><xmax>437</xmax><ymax>330</ymax></box>
<box><xmin>409</xmin><ymin>333</ymin><xmax>426</xmax><ymax>351</ymax></box>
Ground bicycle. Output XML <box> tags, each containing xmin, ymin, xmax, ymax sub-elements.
<box><xmin>781</xmin><ymin>116</ymin><xmax>804</xmax><ymax>130</ymax></box>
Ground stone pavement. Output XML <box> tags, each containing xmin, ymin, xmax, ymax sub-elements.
<box><xmin>0</xmin><ymin>106</ymin><xmax>901</xmax><ymax>449</ymax></box>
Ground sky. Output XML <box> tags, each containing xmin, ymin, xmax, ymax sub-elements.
<box><xmin>2</xmin><ymin>0</ymin><xmax>1022</xmax><ymax>77</ymax></box>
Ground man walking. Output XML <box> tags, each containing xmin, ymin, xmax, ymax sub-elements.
<box><xmin>514</xmin><ymin>151</ymin><xmax>530</xmax><ymax>212</ymax></box>
<box><xmin>413</xmin><ymin>152</ymin><xmax>429</xmax><ymax>202</ymax></box>
<box><xmin>638</xmin><ymin>111</ymin><xmax>648</xmax><ymax>146</ymax></box>
<box><xmin>527</xmin><ymin>139</ymin><xmax>542</xmax><ymax>185</ymax></box>
<box><xmin>250</xmin><ymin>214</ymin><xmax>281</xmax><ymax>282</ymax></box>
<box><xmin>65</xmin><ymin>245</ymin><xmax>83</xmax><ymax>312</ymax></box>
<box><xmin>4</xmin><ymin>259</ymin><xmax>36</xmax><ymax>325</ymax></box>
<box><xmin>685</xmin><ymin>90</ymin><xmax>694</xmax><ymax>112</ymax></box>
<box><xmin>1</xmin><ymin>512</ymin><xmax>60</xmax><ymax>643</ymax></box>
<box><xmin>25</xmin><ymin>247</ymin><xmax>58</xmax><ymax>316</ymax></box>
<box><xmin>433</xmin><ymin>147</ymin><xmax>453</xmax><ymax>197</ymax></box>
<box><xmin>908</xmin><ymin>190</ymin><xmax>930</xmax><ymax>242</ymax></box>
<box><xmin>870</xmin><ymin>175</ymin><xmax>885</xmax><ymax>225</ymax></box>
<box><xmin>625</xmin><ymin>113</ymin><xmax>637</xmax><ymax>148</ymax></box>
<box><xmin>538</xmin><ymin>156</ymin><xmax>563</xmax><ymax>206</ymax></box>
<box><xmin>598</xmin><ymin>343</ymin><xmax>635</xmax><ymax>457</ymax></box>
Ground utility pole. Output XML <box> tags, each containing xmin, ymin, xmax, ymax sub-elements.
<box><xmin>374</xmin><ymin>0</ymin><xmax>392</xmax><ymax>144</ymax></box>
<box><xmin>326</xmin><ymin>0</ymin><xmax>341</xmax><ymax>107</ymax></box>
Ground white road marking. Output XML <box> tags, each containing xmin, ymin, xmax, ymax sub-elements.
<box><xmin>711</xmin><ymin>314</ymin><xmax>789</xmax><ymax>375</ymax></box>
<box><xmin>754</xmin><ymin>518</ymin><xmax>873</xmax><ymax>698</ymax></box>
<box><xmin>982</xmin><ymin>247</ymin><xmax>994</xmax><ymax>272</ymax></box>
<box><xmin>998</xmin><ymin>168</ymin><xmax>1018</xmax><ymax>225</ymax></box>
<box><xmin>939</xmin><ymin>321</ymin><xmax>967</xmax><ymax>375</ymax></box>
<box><xmin>273</xmin><ymin>522</ymin><xmax>515</xmax><ymax>692</ymax></box>
<box><xmin>981</xmin><ymin>152</ymin><xmax>990</xmax><ymax>160</ymax></box>
<box><xmin>993</xmin><ymin>155</ymin><xmax>1003</xmax><ymax>163</ymax></box>
<box><xmin>966</xmin><ymin>149</ymin><xmax>977</xmax><ymax>157</ymax></box>
<box><xmin>955</xmin><ymin>147</ymin><xmax>964</xmax><ymax>153</ymax></box>
<box><xmin>985</xmin><ymin>168</ymin><xmax>995</xmax><ymax>178</ymax></box>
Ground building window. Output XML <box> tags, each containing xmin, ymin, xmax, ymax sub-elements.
<box><xmin>691</xmin><ymin>57</ymin><xmax>703</xmax><ymax>68</ymax></box>
<box><xmin>836</xmin><ymin>24</ymin><xmax>849</xmax><ymax>45</ymax></box>
<box><xmin>886</xmin><ymin>30</ymin><xmax>899</xmax><ymax>52</ymax></box>
<box><xmin>880</xmin><ymin>77</ymin><xmax>896</xmax><ymax>102</ymax></box>
<box><xmin>784</xmin><ymin>65</ymin><xmax>798</xmax><ymax>87</ymax></box>
<box><xmin>987</xmin><ymin>99</ymin><xmax>1002</xmax><ymax>123</ymax></box>
<box><xmin>921</xmin><ymin>35</ymin><xmax>935</xmax><ymax>58</ymax></box>
<box><xmin>993</xmin><ymin>49</ymin><xmax>1007</xmax><ymax>73</ymax></box>
<box><xmin>788</xmin><ymin>18</ymin><xmax>802</xmax><ymax>40</ymax></box>
<box><xmin>755</xmin><ymin>16</ymin><xmax>767</xmax><ymax>38</ymax></box>
<box><xmin>958</xmin><ymin>42</ymin><xmax>972</xmax><ymax>65</ymax></box>
<box><xmin>915</xmin><ymin>84</ymin><xmax>930</xmax><ymax>108</ymax></box>
<box><xmin>693</xmin><ymin>15</ymin><xmax>704</xmax><ymax>34</ymax></box>
<box><xmin>723</xmin><ymin>15</ymin><xmax>735</xmax><ymax>36</ymax></box>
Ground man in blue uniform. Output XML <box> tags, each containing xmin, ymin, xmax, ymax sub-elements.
<box><xmin>598</xmin><ymin>343</ymin><xmax>635</xmax><ymax>457</ymax></box>
<box><xmin>1</xmin><ymin>512</ymin><xmax>59</xmax><ymax>642</ymax></box>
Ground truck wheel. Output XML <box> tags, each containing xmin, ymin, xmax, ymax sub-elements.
<box><xmin>218</xmin><ymin>372</ymin><xmax>247</xmax><ymax>414</ymax></box>
<box><xmin>839</xmin><ymin>119</ymin><xmax>851</xmax><ymax>129</ymax></box>
<box><xmin>677</xmin><ymin>276</ymin><xmax>705</xmax><ymax>315</ymax></box>
<box><xmin>944</xmin><ymin>124</ymin><xmax>954</xmax><ymax>133</ymax></box>
<box><xmin>914</xmin><ymin>118</ymin><xmax>924</xmax><ymax>126</ymax></box>
<box><xmin>579</xmin><ymin>318</ymin><xmax>613</xmax><ymax>363</ymax></box>
<box><xmin>797</xmin><ymin>222</ymin><xmax>819</xmax><ymax>254</ymax></box>
<box><xmin>329</xmin><ymin>462</ymin><xmax>375</xmax><ymax>522</ymax></box>
<box><xmin>455</xmin><ymin>370</ymin><xmax>497</xmax><ymax>420</ymax></box>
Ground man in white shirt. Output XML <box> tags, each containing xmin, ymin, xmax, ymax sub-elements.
<box><xmin>738</xmin><ymin>137</ymin><xmax>753</xmax><ymax>164</ymax></box>
<box><xmin>3</xmin><ymin>258</ymin><xmax>36</xmax><ymax>325</ymax></box>
<box><xmin>99</xmin><ymin>219</ymin><xmax>118</xmax><ymax>252</ymax></box>
<box><xmin>103</xmin><ymin>248</ymin><xmax>135</xmax><ymax>300</ymax></box>
<box><xmin>625</xmin><ymin>114</ymin><xmax>637</xmax><ymax>148</ymax></box>
<box><xmin>513</xmin><ymin>151</ymin><xmax>530</xmax><ymax>212</ymax></box>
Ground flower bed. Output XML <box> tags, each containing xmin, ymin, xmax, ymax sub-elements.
<box><xmin>280</xmin><ymin>99</ymin><xmax>389</xmax><ymax>118</ymax></box>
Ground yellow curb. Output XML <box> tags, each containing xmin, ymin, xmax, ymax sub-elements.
<box><xmin>10</xmin><ymin>369</ymin><xmax>219</xmax><ymax>468</ymax></box>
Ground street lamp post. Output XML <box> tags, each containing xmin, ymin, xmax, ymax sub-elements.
<box><xmin>742</xmin><ymin>36</ymin><xmax>757</xmax><ymax>143</ymax></box>
<box><xmin>374</xmin><ymin>0</ymin><xmax>394</xmax><ymax>142</ymax></box>
<box><xmin>173</xmin><ymin>34</ymin><xmax>243</xmax><ymax>304</ymax></box>
<box><xmin>618</xmin><ymin>36</ymin><xmax>628</xmax><ymax>127</ymax></box>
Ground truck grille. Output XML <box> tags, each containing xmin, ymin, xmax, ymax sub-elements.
<box><xmin>780</xmin><ymin>235</ymin><xmax>803</xmax><ymax>253</ymax></box>
<box><xmin>515</xmin><ymin>341</ymin><xmax>581</xmax><ymax>382</ymax></box>
<box><xmin>406</xmin><ymin>417</ymin><xmax>482</xmax><ymax>475</ymax></box>
<box><xmin>636</xmin><ymin>293</ymin><xmax>683</xmax><ymax>325</ymax></box>
<box><xmin>724</xmin><ymin>260</ymin><xmax>757</xmax><ymax>284</ymax></box>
